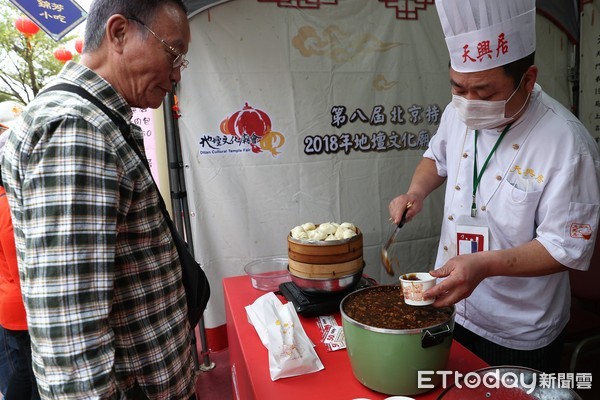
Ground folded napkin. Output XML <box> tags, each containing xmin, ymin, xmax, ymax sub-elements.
<box><xmin>246</xmin><ymin>292</ymin><xmax>324</xmax><ymax>380</ymax></box>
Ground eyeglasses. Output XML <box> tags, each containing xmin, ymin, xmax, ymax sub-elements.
<box><xmin>127</xmin><ymin>16</ymin><xmax>189</xmax><ymax>70</ymax></box>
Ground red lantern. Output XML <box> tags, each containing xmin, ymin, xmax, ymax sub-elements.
<box><xmin>14</xmin><ymin>16</ymin><xmax>39</xmax><ymax>37</ymax></box>
<box><xmin>74</xmin><ymin>38</ymin><xmax>84</xmax><ymax>54</ymax></box>
<box><xmin>53</xmin><ymin>48</ymin><xmax>73</xmax><ymax>63</ymax></box>
<box><xmin>226</xmin><ymin>102</ymin><xmax>271</xmax><ymax>139</ymax></box>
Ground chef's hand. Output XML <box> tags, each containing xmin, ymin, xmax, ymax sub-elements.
<box><xmin>423</xmin><ymin>254</ymin><xmax>489</xmax><ymax>307</ymax></box>
<box><xmin>388</xmin><ymin>194</ymin><xmax>421</xmax><ymax>225</ymax></box>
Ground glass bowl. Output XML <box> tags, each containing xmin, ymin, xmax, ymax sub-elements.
<box><xmin>244</xmin><ymin>257</ymin><xmax>291</xmax><ymax>291</ymax></box>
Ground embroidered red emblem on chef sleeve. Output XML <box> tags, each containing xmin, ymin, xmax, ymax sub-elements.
<box><xmin>570</xmin><ymin>223</ymin><xmax>593</xmax><ymax>240</ymax></box>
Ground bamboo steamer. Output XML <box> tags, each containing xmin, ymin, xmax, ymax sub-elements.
<box><xmin>288</xmin><ymin>228</ymin><xmax>363</xmax><ymax>279</ymax></box>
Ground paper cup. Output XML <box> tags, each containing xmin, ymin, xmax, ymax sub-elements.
<box><xmin>399</xmin><ymin>272</ymin><xmax>436</xmax><ymax>306</ymax></box>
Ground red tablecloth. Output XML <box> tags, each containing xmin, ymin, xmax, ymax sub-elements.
<box><xmin>223</xmin><ymin>275</ymin><xmax>488</xmax><ymax>400</ymax></box>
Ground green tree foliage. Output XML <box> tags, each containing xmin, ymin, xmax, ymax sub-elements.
<box><xmin>0</xmin><ymin>0</ymin><xmax>80</xmax><ymax>104</ymax></box>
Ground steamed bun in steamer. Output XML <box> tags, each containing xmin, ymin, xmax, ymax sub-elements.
<box><xmin>290</xmin><ymin>220</ymin><xmax>358</xmax><ymax>242</ymax></box>
<box><xmin>291</xmin><ymin>226</ymin><xmax>305</xmax><ymax>238</ymax></box>
<box><xmin>341</xmin><ymin>229</ymin><xmax>357</xmax><ymax>239</ymax></box>
<box><xmin>296</xmin><ymin>231</ymin><xmax>309</xmax><ymax>240</ymax></box>
<box><xmin>317</xmin><ymin>222</ymin><xmax>337</xmax><ymax>235</ymax></box>
<box><xmin>340</xmin><ymin>222</ymin><xmax>356</xmax><ymax>232</ymax></box>
<box><xmin>308</xmin><ymin>229</ymin><xmax>327</xmax><ymax>241</ymax></box>
<box><xmin>287</xmin><ymin>221</ymin><xmax>363</xmax><ymax>289</ymax></box>
<box><xmin>301</xmin><ymin>222</ymin><xmax>316</xmax><ymax>231</ymax></box>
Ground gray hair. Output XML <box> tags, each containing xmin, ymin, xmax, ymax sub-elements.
<box><xmin>83</xmin><ymin>0</ymin><xmax>188</xmax><ymax>53</ymax></box>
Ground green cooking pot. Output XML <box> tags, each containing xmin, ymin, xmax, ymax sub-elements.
<box><xmin>340</xmin><ymin>285</ymin><xmax>455</xmax><ymax>396</ymax></box>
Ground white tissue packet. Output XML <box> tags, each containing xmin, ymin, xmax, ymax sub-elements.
<box><xmin>246</xmin><ymin>292</ymin><xmax>325</xmax><ymax>381</ymax></box>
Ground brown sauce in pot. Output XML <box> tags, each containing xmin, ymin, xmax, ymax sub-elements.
<box><xmin>343</xmin><ymin>285</ymin><xmax>453</xmax><ymax>330</ymax></box>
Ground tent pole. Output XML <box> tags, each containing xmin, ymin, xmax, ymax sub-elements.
<box><xmin>163</xmin><ymin>87</ymin><xmax>215</xmax><ymax>372</ymax></box>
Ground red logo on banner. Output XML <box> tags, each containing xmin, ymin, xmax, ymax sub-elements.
<box><xmin>220</xmin><ymin>103</ymin><xmax>285</xmax><ymax>156</ymax></box>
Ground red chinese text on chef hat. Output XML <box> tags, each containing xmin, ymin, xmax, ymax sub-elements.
<box><xmin>435</xmin><ymin>0</ymin><xmax>536</xmax><ymax>73</ymax></box>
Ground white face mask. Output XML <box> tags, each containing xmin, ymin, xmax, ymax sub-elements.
<box><xmin>452</xmin><ymin>76</ymin><xmax>529</xmax><ymax>130</ymax></box>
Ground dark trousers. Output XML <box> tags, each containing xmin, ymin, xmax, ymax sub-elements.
<box><xmin>0</xmin><ymin>327</ymin><xmax>40</xmax><ymax>400</ymax></box>
<box><xmin>453</xmin><ymin>323</ymin><xmax>565</xmax><ymax>373</ymax></box>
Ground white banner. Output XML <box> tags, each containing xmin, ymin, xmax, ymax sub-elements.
<box><xmin>177</xmin><ymin>0</ymin><xmax>571</xmax><ymax>336</ymax></box>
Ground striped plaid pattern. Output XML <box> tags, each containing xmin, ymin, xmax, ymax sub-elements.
<box><xmin>0</xmin><ymin>62</ymin><xmax>196</xmax><ymax>399</ymax></box>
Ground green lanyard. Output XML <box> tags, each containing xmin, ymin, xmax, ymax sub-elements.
<box><xmin>471</xmin><ymin>123</ymin><xmax>512</xmax><ymax>217</ymax></box>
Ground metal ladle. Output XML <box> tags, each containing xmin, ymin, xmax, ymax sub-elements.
<box><xmin>380</xmin><ymin>202</ymin><xmax>412</xmax><ymax>276</ymax></box>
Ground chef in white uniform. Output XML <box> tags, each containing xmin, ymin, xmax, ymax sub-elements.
<box><xmin>389</xmin><ymin>0</ymin><xmax>600</xmax><ymax>372</ymax></box>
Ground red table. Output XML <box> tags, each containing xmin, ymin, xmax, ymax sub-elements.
<box><xmin>224</xmin><ymin>275</ymin><xmax>488</xmax><ymax>400</ymax></box>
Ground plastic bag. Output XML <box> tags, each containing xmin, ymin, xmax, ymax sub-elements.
<box><xmin>246</xmin><ymin>292</ymin><xmax>324</xmax><ymax>381</ymax></box>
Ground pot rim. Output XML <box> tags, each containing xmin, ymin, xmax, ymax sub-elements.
<box><xmin>340</xmin><ymin>285</ymin><xmax>456</xmax><ymax>335</ymax></box>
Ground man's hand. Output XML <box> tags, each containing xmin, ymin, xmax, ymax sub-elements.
<box><xmin>424</xmin><ymin>253</ymin><xmax>490</xmax><ymax>307</ymax></box>
<box><xmin>389</xmin><ymin>194</ymin><xmax>420</xmax><ymax>224</ymax></box>
<box><xmin>388</xmin><ymin>158</ymin><xmax>446</xmax><ymax>224</ymax></box>
<box><xmin>423</xmin><ymin>242</ymin><xmax>567</xmax><ymax>307</ymax></box>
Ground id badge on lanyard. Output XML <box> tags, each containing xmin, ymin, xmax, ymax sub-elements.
<box><xmin>456</xmin><ymin>214</ymin><xmax>489</xmax><ymax>255</ymax></box>
<box><xmin>455</xmin><ymin>125</ymin><xmax>511</xmax><ymax>256</ymax></box>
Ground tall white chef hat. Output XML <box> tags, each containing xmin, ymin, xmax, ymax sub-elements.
<box><xmin>436</xmin><ymin>0</ymin><xmax>536</xmax><ymax>73</ymax></box>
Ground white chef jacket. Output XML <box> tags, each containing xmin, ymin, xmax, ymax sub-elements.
<box><xmin>424</xmin><ymin>84</ymin><xmax>600</xmax><ymax>350</ymax></box>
